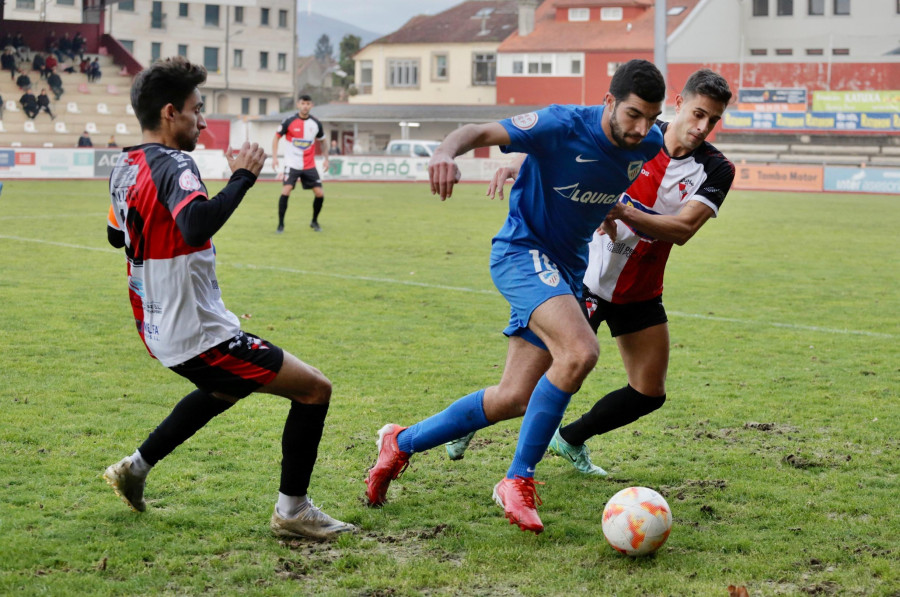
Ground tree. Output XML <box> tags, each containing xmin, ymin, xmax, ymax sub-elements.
<box><xmin>314</xmin><ymin>34</ymin><xmax>333</xmax><ymax>63</ymax></box>
<box><xmin>337</xmin><ymin>34</ymin><xmax>361</xmax><ymax>88</ymax></box>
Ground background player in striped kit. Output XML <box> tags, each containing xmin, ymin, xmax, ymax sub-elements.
<box><xmin>102</xmin><ymin>57</ymin><xmax>355</xmax><ymax>540</ymax></box>
<box><xmin>448</xmin><ymin>69</ymin><xmax>735</xmax><ymax>476</ymax></box>
<box><xmin>271</xmin><ymin>94</ymin><xmax>330</xmax><ymax>232</ymax></box>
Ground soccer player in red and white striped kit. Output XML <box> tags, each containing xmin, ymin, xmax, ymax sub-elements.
<box><xmin>102</xmin><ymin>57</ymin><xmax>355</xmax><ymax>540</ymax></box>
<box><xmin>448</xmin><ymin>69</ymin><xmax>735</xmax><ymax>476</ymax></box>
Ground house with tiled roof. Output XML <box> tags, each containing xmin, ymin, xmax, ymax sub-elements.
<box><xmin>350</xmin><ymin>0</ymin><xmax>519</xmax><ymax>106</ymax></box>
<box><xmin>496</xmin><ymin>0</ymin><xmax>700</xmax><ymax>106</ymax></box>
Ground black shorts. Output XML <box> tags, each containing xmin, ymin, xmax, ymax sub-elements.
<box><xmin>283</xmin><ymin>167</ymin><xmax>322</xmax><ymax>190</ymax></box>
<box><xmin>581</xmin><ymin>286</ymin><xmax>668</xmax><ymax>338</ymax></box>
<box><xmin>169</xmin><ymin>331</ymin><xmax>285</xmax><ymax>399</ymax></box>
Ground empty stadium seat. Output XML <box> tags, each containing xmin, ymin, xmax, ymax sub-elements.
<box><xmin>0</xmin><ymin>121</ymin><xmax>5</xmax><ymax>132</ymax></box>
<box><xmin>125</xmin><ymin>104</ymin><xmax>135</xmax><ymax>115</ymax></box>
<box><xmin>97</xmin><ymin>103</ymin><xmax>110</xmax><ymax>114</ymax></box>
<box><xmin>106</xmin><ymin>84</ymin><xmax>120</xmax><ymax>95</ymax></box>
<box><xmin>6</xmin><ymin>100</ymin><xmax>18</xmax><ymax>112</ymax></box>
<box><xmin>66</xmin><ymin>102</ymin><xmax>80</xmax><ymax>114</ymax></box>
<box><xmin>24</xmin><ymin>121</ymin><xmax>37</xmax><ymax>133</ymax></box>
<box><xmin>10</xmin><ymin>141</ymin><xmax>21</xmax><ymax>147</ymax></box>
<box><xmin>115</xmin><ymin>122</ymin><xmax>129</xmax><ymax>134</ymax></box>
<box><xmin>78</xmin><ymin>83</ymin><xmax>90</xmax><ymax>94</ymax></box>
<box><xmin>86</xmin><ymin>122</ymin><xmax>98</xmax><ymax>133</ymax></box>
<box><xmin>43</xmin><ymin>142</ymin><xmax>53</xmax><ymax>148</ymax></box>
<box><xmin>54</xmin><ymin>121</ymin><xmax>68</xmax><ymax>133</ymax></box>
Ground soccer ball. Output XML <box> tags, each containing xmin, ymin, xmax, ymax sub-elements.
<box><xmin>602</xmin><ymin>486</ymin><xmax>672</xmax><ymax>556</ymax></box>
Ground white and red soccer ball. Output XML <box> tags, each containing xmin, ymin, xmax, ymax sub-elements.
<box><xmin>602</xmin><ymin>486</ymin><xmax>672</xmax><ymax>556</ymax></box>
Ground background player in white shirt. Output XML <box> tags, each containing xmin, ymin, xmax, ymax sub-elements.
<box><xmin>448</xmin><ymin>69</ymin><xmax>735</xmax><ymax>476</ymax></box>
<box><xmin>271</xmin><ymin>94</ymin><xmax>329</xmax><ymax>232</ymax></box>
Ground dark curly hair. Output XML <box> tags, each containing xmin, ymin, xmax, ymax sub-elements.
<box><xmin>131</xmin><ymin>56</ymin><xmax>207</xmax><ymax>131</ymax></box>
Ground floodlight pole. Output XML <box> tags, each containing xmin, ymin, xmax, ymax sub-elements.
<box><xmin>654</xmin><ymin>0</ymin><xmax>667</xmax><ymax>99</ymax></box>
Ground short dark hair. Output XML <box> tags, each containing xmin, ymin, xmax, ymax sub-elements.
<box><xmin>298</xmin><ymin>94</ymin><xmax>312</xmax><ymax>102</ymax></box>
<box><xmin>131</xmin><ymin>56</ymin><xmax>207</xmax><ymax>131</ymax></box>
<box><xmin>609</xmin><ymin>59</ymin><xmax>666</xmax><ymax>104</ymax></box>
<box><xmin>682</xmin><ymin>68</ymin><xmax>732</xmax><ymax>105</ymax></box>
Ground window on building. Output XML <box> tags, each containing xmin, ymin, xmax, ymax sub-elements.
<box><xmin>234</xmin><ymin>49</ymin><xmax>243</xmax><ymax>68</ymax></box>
<box><xmin>806</xmin><ymin>48</ymin><xmax>824</xmax><ymax>55</ymax></box>
<box><xmin>527</xmin><ymin>55</ymin><xmax>552</xmax><ymax>75</ymax></box>
<box><xmin>235</xmin><ymin>6</ymin><xmax>244</xmax><ymax>23</ymax></box>
<box><xmin>777</xmin><ymin>0</ymin><xmax>793</xmax><ymax>14</ymax></box>
<box><xmin>261</xmin><ymin>8</ymin><xmax>270</xmax><ymax>26</ymax></box>
<box><xmin>512</xmin><ymin>60</ymin><xmax>524</xmax><ymax>74</ymax></box>
<box><xmin>204</xmin><ymin>47</ymin><xmax>219</xmax><ymax>71</ymax></box>
<box><xmin>16</xmin><ymin>0</ymin><xmax>35</xmax><ymax>7</ymax></box>
<box><xmin>200</xmin><ymin>95</ymin><xmax>207</xmax><ymax>112</ymax></box>
<box><xmin>607</xmin><ymin>61</ymin><xmax>622</xmax><ymax>76</ymax></box>
<box><xmin>388</xmin><ymin>59</ymin><xmax>419</xmax><ymax>88</ymax></box>
<box><xmin>832</xmin><ymin>47</ymin><xmax>850</xmax><ymax>55</ymax></box>
<box><xmin>151</xmin><ymin>42</ymin><xmax>162</xmax><ymax>61</ymax></box>
<box><xmin>750</xmin><ymin>48</ymin><xmax>768</xmax><ymax>55</ymax></box>
<box><xmin>178</xmin><ymin>44</ymin><xmax>188</xmax><ymax>57</ymax></box>
<box><xmin>279</xmin><ymin>9</ymin><xmax>288</xmax><ymax>28</ymax></box>
<box><xmin>260</xmin><ymin>51</ymin><xmax>269</xmax><ymax>70</ymax></box>
<box><xmin>752</xmin><ymin>0</ymin><xmax>768</xmax><ymax>15</ymax></box>
<box><xmin>571</xmin><ymin>59</ymin><xmax>582</xmax><ymax>75</ymax></box>
<box><xmin>241</xmin><ymin>97</ymin><xmax>250</xmax><ymax>115</ymax></box>
<box><xmin>359</xmin><ymin>60</ymin><xmax>373</xmax><ymax>94</ymax></box>
<box><xmin>568</xmin><ymin>8</ymin><xmax>589</xmax><ymax>21</ymax></box>
<box><xmin>432</xmin><ymin>53</ymin><xmax>448</xmax><ymax>80</ymax></box>
<box><xmin>277</xmin><ymin>53</ymin><xmax>287</xmax><ymax>71</ymax></box>
<box><xmin>473</xmin><ymin>53</ymin><xmax>496</xmax><ymax>84</ymax></box>
<box><xmin>178</xmin><ymin>3</ymin><xmax>188</xmax><ymax>17</ymax></box>
<box><xmin>808</xmin><ymin>0</ymin><xmax>824</xmax><ymax>14</ymax></box>
<box><xmin>775</xmin><ymin>48</ymin><xmax>793</xmax><ymax>55</ymax></box>
<box><xmin>120</xmin><ymin>40</ymin><xmax>134</xmax><ymax>53</ymax></box>
<box><xmin>58</xmin><ymin>0</ymin><xmax>75</xmax><ymax>5</ymax></box>
<box><xmin>600</xmin><ymin>7</ymin><xmax>623</xmax><ymax>20</ymax></box>
<box><xmin>259</xmin><ymin>98</ymin><xmax>268</xmax><ymax>115</ymax></box>
<box><xmin>205</xmin><ymin>5</ymin><xmax>220</xmax><ymax>27</ymax></box>
<box><xmin>833</xmin><ymin>0</ymin><xmax>849</xmax><ymax>14</ymax></box>
<box><xmin>151</xmin><ymin>1</ymin><xmax>165</xmax><ymax>28</ymax></box>
<box><xmin>118</xmin><ymin>0</ymin><xmax>134</xmax><ymax>11</ymax></box>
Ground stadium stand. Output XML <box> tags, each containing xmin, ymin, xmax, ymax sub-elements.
<box><xmin>714</xmin><ymin>134</ymin><xmax>900</xmax><ymax>167</ymax></box>
<box><xmin>0</xmin><ymin>53</ymin><xmax>140</xmax><ymax>148</ymax></box>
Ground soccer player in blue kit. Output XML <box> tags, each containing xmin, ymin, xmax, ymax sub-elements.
<box><xmin>364</xmin><ymin>59</ymin><xmax>666</xmax><ymax>534</ymax></box>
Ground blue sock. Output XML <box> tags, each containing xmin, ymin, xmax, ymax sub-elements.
<box><xmin>506</xmin><ymin>375</ymin><xmax>572</xmax><ymax>479</ymax></box>
<box><xmin>397</xmin><ymin>389</ymin><xmax>489</xmax><ymax>454</ymax></box>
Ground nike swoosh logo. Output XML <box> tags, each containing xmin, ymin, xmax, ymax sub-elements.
<box><xmin>575</xmin><ymin>155</ymin><xmax>598</xmax><ymax>163</ymax></box>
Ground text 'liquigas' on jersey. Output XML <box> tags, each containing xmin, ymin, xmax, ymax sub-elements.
<box><xmin>496</xmin><ymin>104</ymin><xmax>664</xmax><ymax>286</ymax></box>
<box><xmin>585</xmin><ymin>120</ymin><xmax>735</xmax><ymax>304</ymax></box>
<box><xmin>107</xmin><ymin>144</ymin><xmax>241</xmax><ymax>366</ymax></box>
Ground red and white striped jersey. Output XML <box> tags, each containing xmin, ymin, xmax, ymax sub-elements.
<box><xmin>584</xmin><ymin>121</ymin><xmax>734</xmax><ymax>304</ymax></box>
<box><xmin>275</xmin><ymin>113</ymin><xmax>324</xmax><ymax>170</ymax></box>
<box><xmin>108</xmin><ymin>143</ymin><xmax>240</xmax><ymax>366</ymax></box>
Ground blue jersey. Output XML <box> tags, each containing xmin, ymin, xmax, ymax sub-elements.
<box><xmin>496</xmin><ymin>104</ymin><xmax>663</xmax><ymax>286</ymax></box>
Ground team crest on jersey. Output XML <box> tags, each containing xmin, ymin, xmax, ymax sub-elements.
<box><xmin>679</xmin><ymin>177</ymin><xmax>694</xmax><ymax>200</ymax></box>
<box><xmin>539</xmin><ymin>269</ymin><xmax>560</xmax><ymax>287</ymax></box>
<box><xmin>511</xmin><ymin>112</ymin><xmax>538</xmax><ymax>130</ymax></box>
<box><xmin>627</xmin><ymin>161</ymin><xmax>643</xmax><ymax>181</ymax></box>
<box><xmin>178</xmin><ymin>169</ymin><xmax>201</xmax><ymax>191</ymax></box>
<box><xmin>292</xmin><ymin>138</ymin><xmax>313</xmax><ymax>149</ymax></box>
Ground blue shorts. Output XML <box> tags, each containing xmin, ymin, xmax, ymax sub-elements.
<box><xmin>490</xmin><ymin>242</ymin><xmax>582</xmax><ymax>351</ymax></box>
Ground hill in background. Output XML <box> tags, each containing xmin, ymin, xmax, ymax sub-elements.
<box><xmin>297</xmin><ymin>10</ymin><xmax>383</xmax><ymax>57</ymax></box>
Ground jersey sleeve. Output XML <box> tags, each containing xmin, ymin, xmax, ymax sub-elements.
<box><xmin>150</xmin><ymin>150</ymin><xmax>209</xmax><ymax>219</ymax></box>
<box><xmin>275</xmin><ymin>116</ymin><xmax>292</xmax><ymax>138</ymax></box>
<box><xmin>312</xmin><ymin>116</ymin><xmax>325</xmax><ymax>139</ymax></box>
<box><xmin>498</xmin><ymin>105</ymin><xmax>573</xmax><ymax>157</ymax></box>
<box><xmin>692</xmin><ymin>148</ymin><xmax>734</xmax><ymax>215</ymax></box>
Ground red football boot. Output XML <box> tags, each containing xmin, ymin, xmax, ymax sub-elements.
<box><xmin>364</xmin><ymin>424</ymin><xmax>410</xmax><ymax>507</ymax></box>
<box><xmin>492</xmin><ymin>476</ymin><xmax>545</xmax><ymax>534</ymax></box>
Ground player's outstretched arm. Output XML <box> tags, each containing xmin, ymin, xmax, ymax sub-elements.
<box><xmin>429</xmin><ymin>122</ymin><xmax>510</xmax><ymax>200</ymax></box>
<box><xmin>486</xmin><ymin>153</ymin><xmax>526</xmax><ymax>200</ymax></box>
<box><xmin>270</xmin><ymin>135</ymin><xmax>280</xmax><ymax>171</ymax></box>
<box><xmin>617</xmin><ymin>200</ymin><xmax>714</xmax><ymax>246</ymax></box>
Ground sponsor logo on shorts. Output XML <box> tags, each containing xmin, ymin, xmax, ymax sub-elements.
<box><xmin>539</xmin><ymin>270</ymin><xmax>560</xmax><ymax>287</ymax></box>
<box><xmin>178</xmin><ymin>169</ymin><xmax>201</xmax><ymax>191</ymax></box>
<box><xmin>585</xmin><ymin>296</ymin><xmax>598</xmax><ymax>318</ymax></box>
<box><xmin>511</xmin><ymin>112</ymin><xmax>538</xmax><ymax>130</ymax></box>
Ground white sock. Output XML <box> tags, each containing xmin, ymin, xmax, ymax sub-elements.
<box><xmin>130</xmin><ymin>450</ymin><xmax>152</xmax><ymax>477</ymax></box>
<box><xmin>276</xmin><ymin>493</ymin><xmax>309</xmax><ymax>519</ymax></box>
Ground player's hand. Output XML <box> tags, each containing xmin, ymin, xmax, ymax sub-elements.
<box><xmin>599</xmin><ymin>217</ymin><xmax>618</xmax><ymax>242</ymax></box>
<box><xmin>428</xmin><ymin>153</ymin><xmax>462</xmax><ymax>200</ymax></box>
<box><xmin>322</xmin><ymin>159</ymin><xmax>330</xmax><ymax>173</ymax></box>
<box><xmin>486</xmin><ymin>166</ymin><xmax>515</xmax><ymax>200</ymax></box>
<box><xmin>226</xmin><ymin>142</ymin><xmax>266</xmax><ymax>177</ymax></box>
<box><xmin>271</xmin><ymin>157</ymin><xmax>279</xmax><ymax>172</ymax></box>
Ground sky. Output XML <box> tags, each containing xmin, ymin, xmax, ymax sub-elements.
<box><xmin>300</xmin><ymin>0</ymin><xmax>462</xmax><ymax>34</ymax></box>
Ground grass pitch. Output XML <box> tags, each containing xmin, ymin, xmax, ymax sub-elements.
<box><xmin>0</xmin><ymin>180</ymin><xmax>897</xmax><ymax>596</ymax></box>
